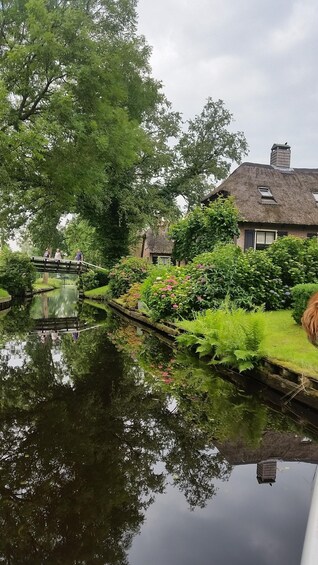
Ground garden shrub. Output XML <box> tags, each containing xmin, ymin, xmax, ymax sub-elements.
<box><xmin>303</xmin><ymin>238</ymin><xmax>318</xmax><ymax>282</ymax></box>
<box><xmin>109</xmin><ymin>256</ymin><xmax>150</xmax><ymax>298</ymax></box>
<box><xmin>142</xmin><ymin>243</ymin><xmax>288</xmax><ymax>322</ymax></box>
<box><xmin>176</xmin><ymin>305</ymin><xmax>265</xmax><ymax>372</ymax></box>
<box><xmin>79</xmin><ymin>267</ymin><xmax>109</xmax><ymax>291</ymax></box>
<box><xmin>185</xmin><ymin>244</ymin><xmax>249</xmax><ymax>311</ymax></box>
<box><xmin>170</xmin><ymin>196</ymin><xmax>240</xmax><ymax>262</ymax></box>
<box><xmin>141</xmin><ymin>266</ymin><xmax>192</xmax><ymax>321</ymax></box>
<box><xmin>187</xmin><ymin>244</ymin><xmax>285</xmax><ymax>312</ymax></box>
<box><xmin>118</xmin><ymin>283</ymin><xmax>142</xmax><ymax>310</ymax></box>
<box><xmin>241</xmin><ymin>250</ymin><xmax>286</xmax><ymax>310</ymax></box>
<box><xmin>291</xmin><ymin>283</ymin><xmax>318</xmax><ymax>324</ymax></box>
<box><xmin>266</xmin><ymin>236</ymin><xmax>307</xmax><ymax>288</ymax></box>
<box><xmin>80</xmin><ymin>270</ymin><xmax>99</xmax><ymax>291</ymax></box>
<box><xmin>0</xmin><ymin>250</ymin><xmax>36</xmax><ymax>297</ymax></box>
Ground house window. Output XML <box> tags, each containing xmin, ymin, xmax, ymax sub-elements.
<box><xmin>152</xmin><ymin>255</ymin><xmax>171</xmax><ymax>265</ymax></box>
<box><xmin>255</xmin><ymin>230</ymin><xmax>276</xmax><ymax>250</ymax></box>
<box><xmin>258</xmin><ymin>186</ymin><xmax>276</xmax><ymax>203</ymax></box>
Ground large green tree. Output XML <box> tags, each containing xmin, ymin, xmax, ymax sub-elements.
<box><xmin>168</xmin><ymin>98</ymin><xmax>248</xmax><ymax>210</ymax></box>
<box><xmin>0</xmin><ymin>1</ymin><xmax>248</xmax><ymax>265</ymax></box>
<box><xmin>0</xmin><ymin>0</ymin><xmax>180</xmax><ymax>259</ymax></box>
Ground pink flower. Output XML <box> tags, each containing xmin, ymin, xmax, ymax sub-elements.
<box><xmin>172</xmin><ymin>304</ymin><xmax>178</xmax><ymax>309</ymax></box>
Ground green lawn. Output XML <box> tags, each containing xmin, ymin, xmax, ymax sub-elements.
<box><xmin>83</xmin><ymin>285</ymin><xmax>110</xmax><ymax>300</ymax></box>
<box><xmin>0</xmin><ymin>288</ymin><xmax>10</xmax><ymax>298</ymax></box>
<box><xmin>263</xmin><ymin>310</ymin><xmax>318</xmax><ymax>378</ymax></box>
<box><xmin>33</xmin><ymin>277</ymin><xmax>62</xmax><ymax>291</ymax></box>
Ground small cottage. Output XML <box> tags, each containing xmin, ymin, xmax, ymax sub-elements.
<box><xmin>202</xmin><ymin>143</ymin><xmax>318</xmax><ymax>250</ymax></box>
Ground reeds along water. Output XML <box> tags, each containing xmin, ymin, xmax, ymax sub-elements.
<box><xmin>301</xmin><ymin>293</ymin><xmax>318</xmax><ymax>347</ymax></box>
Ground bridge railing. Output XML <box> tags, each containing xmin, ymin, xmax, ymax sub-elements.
<box><xmin>30</xmin><ymin>256</ymin><xmax>104</xmax><ymax>273</ymax></box>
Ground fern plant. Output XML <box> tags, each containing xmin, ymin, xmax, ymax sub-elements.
<box><xmin>176</xmin><ymin>306</ymin><xmax>265</xmax><ymax>372</ymax></box>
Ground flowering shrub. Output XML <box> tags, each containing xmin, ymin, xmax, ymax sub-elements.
<box><xmin>141</xmin><ymin>243</ymin><xmax>287</xmax><ymax>321</ymax></box>
<box><xmin>118</xmin><ymin>282</ymin><xmax>142</xmax><ymax>309</ymax></box>
<box><xmin>141</xmin><ymin>267</ymin><xmax>193</xmax><ymax>321</ymax></box>
<box><xmin>109</xmin><ymin>256</ymin><xmax>150</xmax><ymax>298</ymax></box>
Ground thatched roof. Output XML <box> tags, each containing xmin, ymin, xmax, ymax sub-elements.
<box><xmin>202</xmin><ymin>162</ymin><xmax>318</xmax><ymax>226</ymax></box>
<box><xmin>145</xmin><ymin>227</ymin><xmax>173</xmax><ymax>254</ymax></box>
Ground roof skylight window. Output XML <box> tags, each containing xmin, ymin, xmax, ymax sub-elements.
<box><xmin>312</xmin><ymin>193</ymin><xmax>318</xmax><ymax>204</ymax></box>
<box><xmin>258</xmin><ymin>186</ymin><xmax>276</xmax><ymax>203</ymax></box>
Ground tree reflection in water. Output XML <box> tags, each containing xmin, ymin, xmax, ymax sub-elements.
<box><xmin>0</xmin><ymin>307</ymin><xmax>314</xmax><ymax>563</ymax></box>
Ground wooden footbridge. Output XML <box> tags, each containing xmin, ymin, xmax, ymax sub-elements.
<box><xmin>32</xmin><ymin>316</ymin><xmax>103</xmax><ymax>334</ymax></box>
<box><xmin>31</xmin><ymin>256</ymin><xmax>92</xmax><ymax>275</ymax></box>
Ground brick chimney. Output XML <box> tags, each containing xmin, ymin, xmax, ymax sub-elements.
<box><xmin>270</xmin><ymin>143</ymin><xmax>291</xmax><ymax>168</ymax></box>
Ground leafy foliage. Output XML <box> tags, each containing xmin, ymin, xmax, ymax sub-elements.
<box><xmin>168</xmin><ymin>98</ymin><xmax>248</xmax><ymax>208</ymax></box>
<box><xmin>109</xmin><ymin>256</ymin><xmax>150</xmax><ymax>298</ymax></box>
<box><xmin>0</xmin><ymin>249</ymin><xmax>36</xmax><ymax>297</ymax></box>
<box><xmin>170</xmin><ymin>197</ymin><xmax>240</xmax><ymax>263</ymax></box>
<box><xmin>141</xmin><ymin>267</ymin><xmax>191</xmax><ymax>321</ymax></box>
<box><xmin>118</xmin><ymin>282</ymin><xmax>142</xmax><ymax>309</ymax></box>
<box><xmin>0</xmin><ymin>0</ymin><xmax>181</xmax><ymax>260</ymax></box>
<box><xmin>141</xmin><ymin>243</ymin><xmax>286</xmax><ymax>321</ymax></box>
<box><xmin>176</xmin><ymin>306</ymin><xmax>265</xmax><ymax>372</ymax></box>
<box><xmin>291</xmin><ymin>283</ymin><xmax>318</xmax><ymax>324</ymax></box>
<box><xmin>267</xmin><ymin>236</ymin><xmax>318</xmax><ymax>290</ymax></box>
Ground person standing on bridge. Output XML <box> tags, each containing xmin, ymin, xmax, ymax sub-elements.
<box><xmin>44</xmin><ymin>248</ymin><xmax>50</xmax><ymax>258</ymax></box>
<box><xmin>54</xmin><ymin>249</ymin><xmax>62</xmax><ymax>260</ymax></box>
<box><xmin>75</xmin><ymin>249</ymin><xmax>83</xmax><ymax>261</ymax></box>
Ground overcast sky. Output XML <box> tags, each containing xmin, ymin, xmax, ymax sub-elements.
<box><xmin>137</xmin><ymin>0</ymin><xmax>318</xmax><ymax>169</ymax></box>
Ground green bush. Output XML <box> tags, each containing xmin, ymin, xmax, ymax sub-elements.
<box><xmin>80</xmin><ymin>270</ymin><xmax>99</xmax><ymax>291</ymax></box>
<box><xmin>291</xmin><ymin>283</ymin><xmax>318</xmax><ymax>324</ymax></box>
<box><xmin>241</xmin><ymin>250</ymin><xmax>286</xmax><ymax>310</ymax></box>
<box><xmin>176</xmin><ymin>305</ymin><xmax>265</xmax><ymax>372</ymax></box>
<box><xmin>303</xmin><ymin>238</ymin><xmax>318</xmax><ymax>282</ymax></box>
<box><xmin>141</xmin><ymin>267</ymin><xmax>191</xmax><ymax>321</ymax></box>
<box><xmin>79</xmin><ymin>267</ymin><xmax>109</xmax><ymax>292</ymax></box>
<box><xmin>187</xmin><ymin>245</ymin><xmax>285</xmax><ymax>313</ymax></box>
<box><xmin>0</xmin><ymin>250</ymin><xmax>36</xmax><ymax>297</ymax></box>
<box><xmin>109</xmin><ymin>256</ymin><xmax>150</xmax><ymax>298</ymax></box>
<box><xmin>266</xmin><ymin>236</ymin><xmax>314</xmax><ymax>289</ymax></box>
<box><xmin>94</xmin><ymin>268</ymin><xmax>109</xmax><ymax>287</ymax></box>
<box><xmin>141</xmin><ymin>243</ymin><xmax>287</xmax><ymax>322</ymax></box>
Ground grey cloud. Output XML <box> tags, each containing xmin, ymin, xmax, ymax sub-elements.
<box><xmin>137</xmin><ymin>0</ymin><xmax>318</xmax><ymax>167</ymax></box>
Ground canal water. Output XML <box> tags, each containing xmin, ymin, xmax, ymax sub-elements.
<box><xmin>0</xmin><ymin>286</ymin><xmax>317</xmax><ymax>564</ymax></box>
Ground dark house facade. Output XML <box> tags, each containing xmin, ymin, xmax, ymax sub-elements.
<box><xmin>202</xmin><ymin>143</ymin><xmax>318</xmax><ymax>251</ymax></box>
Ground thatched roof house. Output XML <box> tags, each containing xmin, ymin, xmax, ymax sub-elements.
<box><xmin>132</xmin><ymin>226</ymin><xmax>174</xmax><ymax>264</ymax></box>
<box><xmin>202</xmin><ymin>143</ymin><xmax>318</xmax><ymax>250</ymax></box>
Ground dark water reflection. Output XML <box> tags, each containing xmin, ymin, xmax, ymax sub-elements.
<box><xmin>0</xmin><ymin>290</ymin><xmax>316</xmax><ymax>564</ymax></box>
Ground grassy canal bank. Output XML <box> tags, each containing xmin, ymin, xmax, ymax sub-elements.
<box><xmin>104</xmin><ymin>297</ymin><xmax>318</xmax><ymax>380</ymax></box>
<box><xmin>262</xmin><ymin>310</ymin><xmax>318</xmax><ymax>378</ymax></box>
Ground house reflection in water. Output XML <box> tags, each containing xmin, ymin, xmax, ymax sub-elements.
<box><xmin>215</xmin><ymin>431</ymin><xmax>317</xmax><ymax>486</ymax></box>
